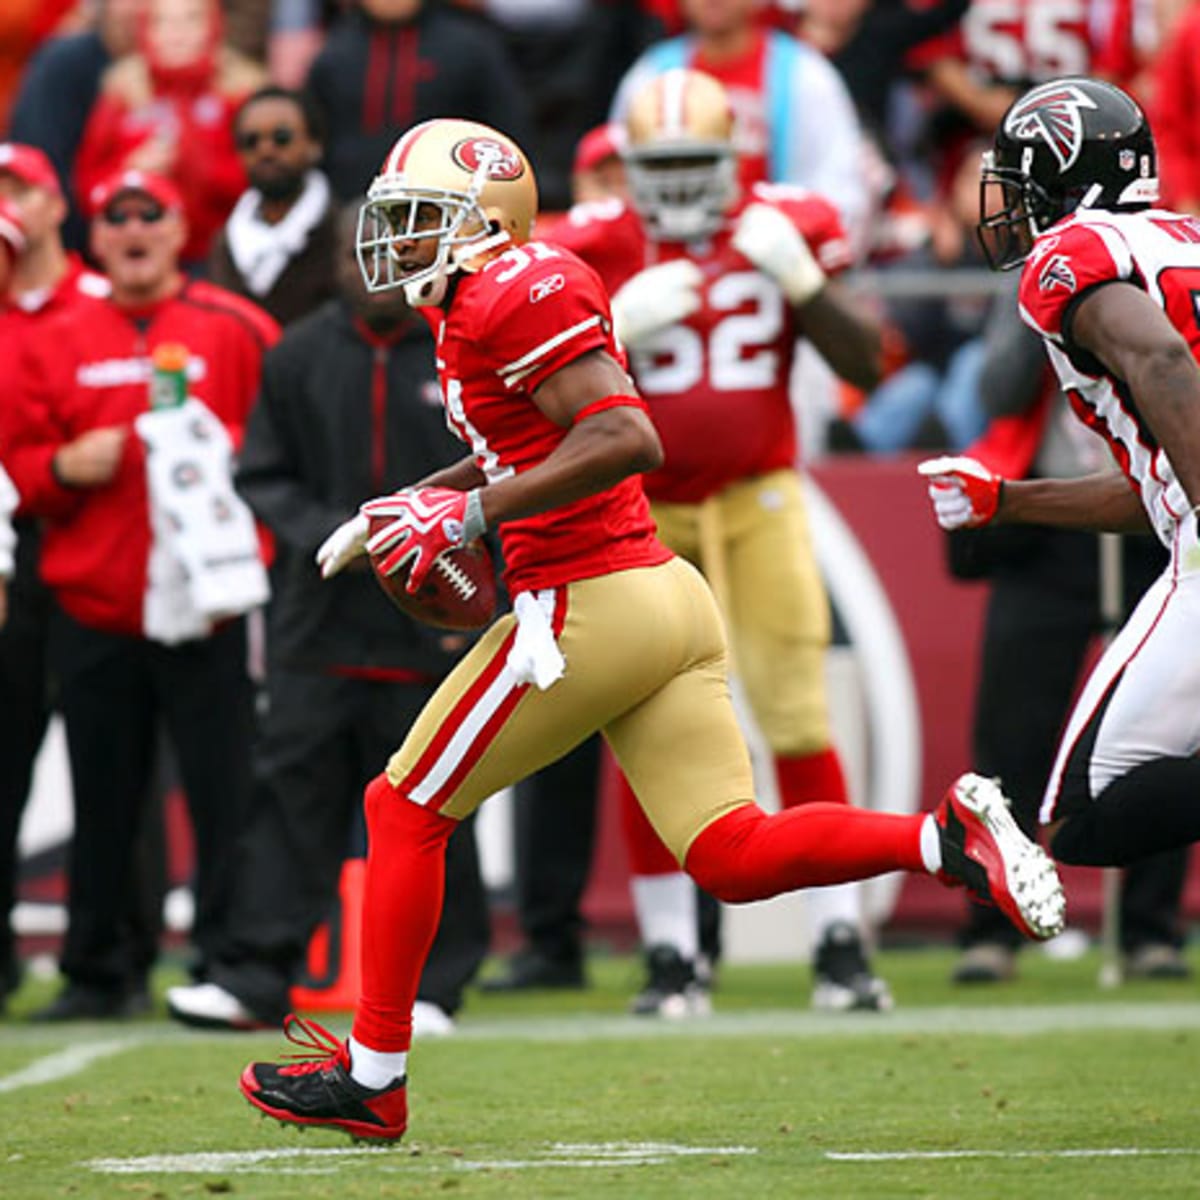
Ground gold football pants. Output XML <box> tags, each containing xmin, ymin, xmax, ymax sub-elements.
<box><xmin>385</xmin><ymin>557</ymin><xmax>754</xmax><ymax>859</ymax></box>
<box><xmin>651</xmin><ymin>469</ymin><xmax>833</xmax><ymax>755</ymax></box>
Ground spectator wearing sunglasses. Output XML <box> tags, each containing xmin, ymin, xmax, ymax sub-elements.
<box><xmin>0</xmin><ymin>168</ymin><xmax>279</xmax><ymax>1021</ymax></box>
<box><xmin>74</xmin><ymin>0</ymin><xmax>267</xmax><ymax>268</ymax></box>
<box><xmin>208</xmin><ymin>87</ymin><xmax>337</xmax><ymax>327</ymax></box>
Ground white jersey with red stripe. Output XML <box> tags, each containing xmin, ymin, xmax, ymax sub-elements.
<box><xmin>550</xmin><ymin>183</ymin><xmax>852</xmax><ymax>503</ymax></box>
<box><xmin>423</xmin><ymin>241</ymin><xmax>671</xmax><ymax>596</ymax></box>
<box><xmin>1018</xmin><ymin>206</ymin><xmax>1200</xmax><ymax>547</ymax></box>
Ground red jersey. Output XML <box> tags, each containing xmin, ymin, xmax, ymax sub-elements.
<box><xmin>909</xmin><ymin>0</ymin><xmax>1096</xmax><ymax>84</ymax></box>
<box><xmin>549</xmin><ymin>183</ymin><xmax>852</xmax><ymax>503</ymax></box>
<box><xmin>1017</xmin><ymin>206</ymin><xmax>1200</xmax><ymax>547</ymax></box>
<box><xmin>425</xmin><ymin>243</ymin><xmax>670</xmax><ymax>596</ymax></box>
<box><xmin>3</xmin><ymin>279</ymin><xmax>279</xmax><ymax>635</ymax></box>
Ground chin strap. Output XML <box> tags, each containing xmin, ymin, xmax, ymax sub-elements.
<box><xmin>453</xmin><ymin>228</ymin><xmax>512</xmax><ymax>272</ymax></box>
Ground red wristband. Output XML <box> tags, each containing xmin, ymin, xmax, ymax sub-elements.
<box><xmin>572</xmin><ymin>393</ymin><xmax>649</xmax><ymax>424</ymax></box>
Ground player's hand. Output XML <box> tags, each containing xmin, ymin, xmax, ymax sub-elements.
<box><xmin>315</xmin><ymin>513</ymin><xmax>370</xmax><ymax>579</ymax></box>
<box><xmin>362</xmin><ymin>486</ymin><xmax>484</xmax><ymax>593</ymax></box>
<box><xmin>53</xmin><ymin>426</ymin><xmax>127</xmax><ymax>488</ymax></box>
<box><xmin>918</xmin><ymin>456</ymin><xmax>1004</xmax><ymax>529</ymax></box>
<box><xmin>732</xmin><ymin>203</ymin><xmax>826</xmax><ymax>305</ymax></box>
<box><xmin>610</xmin><ymin>259</ymin><xmax>702</xmax><ymax>348</ymax></box>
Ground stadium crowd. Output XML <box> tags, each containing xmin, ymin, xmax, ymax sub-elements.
<box><xmin>0</xmin><ymin>0</ymin><xmax>1198</xmax><ymax>1028</ymax></box>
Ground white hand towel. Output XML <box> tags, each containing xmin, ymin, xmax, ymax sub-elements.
<box><xmin>507</xmin><ymin>589</ymin><xmax>565</xmax><ymax>690</ymax></box>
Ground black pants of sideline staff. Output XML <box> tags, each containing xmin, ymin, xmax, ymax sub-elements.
<box><xmin>207</xmin><ymin>669</ymin><xmax>489</xmax><ymax>1024</ymax></box>
<box><xmin>0</xmin><ymin>529</ymin><xmax>53</xmax><ymax>990</ymax></box>
<box><xmin>50</xmin><ymin>609</ymin><xmax>255</xmax><ymax>995</ymax></box>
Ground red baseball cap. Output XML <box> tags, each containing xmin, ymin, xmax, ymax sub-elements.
<box><xmin>0</xmin><ymin>142</ymin><xmax>61</xmax><ymax>196</ymax></box>
<box><xmin>573</xmin><ymin>123</ymin><xmax>626</xmax><ymax>175</ymax></box>
<box><xmin>88</xmin><ymin>169</ymin><xmax>184</xmax><ymax>219</ymax></box>
<box><xmin>0</xmin><ymin>197</ymin><xmax>26</xmax><ymax>259</ymax></box>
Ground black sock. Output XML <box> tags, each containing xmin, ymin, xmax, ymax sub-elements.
<box><xmin>1050</xmin><ymin>757</ymin><xmax>1200</xmax><ymax>867</ymax></box>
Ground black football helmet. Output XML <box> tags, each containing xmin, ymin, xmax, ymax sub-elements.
<box><xmin>977</xmin><ymin>77</ymin><xmax>1158</xmax><ymax>270</ymax></box>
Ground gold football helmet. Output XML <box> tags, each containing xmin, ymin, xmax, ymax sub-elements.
<box><xmin>358</xmin><ymin>118</ymin><xmax>537</xmax><ymax>305</ymax></box>
<box><xmin>623</xmin><ymin>68</ymin><xmax>737</xmax><ymax>241</ymax></box>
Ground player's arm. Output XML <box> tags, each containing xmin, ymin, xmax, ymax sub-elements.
<box><xmin>475</xmin><ymin>349</ymin><xmax>663</xmax><ymax>527</ymax></box>
<box><xmin>919</xmin><ymin>455</ymin><xmax>1151</xmax><ymax>533</ymax></box>
<box><xmin>732</xmin><ymin>202</ymin><xmax>882</xmax><ymax>389</ymax></box>
<box><xmin>794</xmin><ymin>280</ymin><xmax>883</xmax><ymax>391</ymax></box>
<box><xmin>998</xmin><ymin>471</ymin><xmax>1150</xmax><ymax>532</ymax></box>
<box><xmin>415</xmin><ymin>455</ymin><xmax>488</xmax><ymax>492</ymax></box>
<box><xmin>1069</xmin><ymin>281</ymin><xmax>1200</xmax><ymax>511</ymax></box>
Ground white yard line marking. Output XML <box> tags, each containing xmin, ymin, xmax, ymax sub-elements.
<box><xmin>828</xmin><ymin>1148</ymin><xmax>1200</xmax><ymax>1162</ymax></box>
<box><xmin>86</xmin><ymin>1141</ymin><xmax>757</xmax><ymax>1176</ymax></box>
<box><xmin>0</xmin><ymin>1038</ymin><xmax>139</xmax><ymax>1093</ymax></box>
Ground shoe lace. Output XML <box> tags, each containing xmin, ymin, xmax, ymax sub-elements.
<box><xmin>279</xmin><ymin>1014</ymin><xmax>348</xmax><ymax>1076</ymax></box>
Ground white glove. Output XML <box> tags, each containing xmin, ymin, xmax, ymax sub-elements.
<box><xmin>732</xmin><ymin>203</ymin><xmax>826</xmax><ymax>305</ymax></box>
<box><xmin>316</xmin><ymin>512</ymin><xmax>370</xmax><ymax>579</ymax></box>
<box><xmin>0</xmin><ymin>464</ymin><xmax>16</xmax><ymax>581</ymax></box>
<box><xmin>610</xmin><ymin>259</ymin><xmax>703</xmax><ymax>348</ymax></box>
<box><xmin>917</xmin><ymin>456</ymin><xmax>1003</xmax><ymax>530</ymax></box>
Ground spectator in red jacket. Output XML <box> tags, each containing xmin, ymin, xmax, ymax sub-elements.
<box><xmin>74</xmin><ymin>0</ymin><xmax>266</xmax><ymax>265</ymax></box>
<box><xmin>2</xmin><ymin>168</ymin><xmax>279</xmax><ymax>1020</ymax></box>
<box><xmin>1154</xmin><ymin>1</ymin><xmax>1200</xmax><ymax>214</ymax></box>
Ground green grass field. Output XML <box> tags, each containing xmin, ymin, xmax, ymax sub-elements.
<box><xmin>3</xmin><ymin>947</ymin><xmax>1200</xmax><ymax>1199</ymax></box>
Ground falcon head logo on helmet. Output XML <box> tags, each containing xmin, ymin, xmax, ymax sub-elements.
<box><xmin>1004</xmin><ymin>84</ymin><xmax>1098</xmax><ymax>172</ymax></box>
<box><xmin>357</xmin><ymin>119</ymin><xmax>537</xmax><ymax>306</ymax></box>
<box><xmin>622</xmin><ymin>68</ymin><xmax>737</xmax><ymax>242</ymax></box>
<box><xmin>978</xmin><ymin>77</ymin><xmax>1158</xmax><ymax>271</ymax></box>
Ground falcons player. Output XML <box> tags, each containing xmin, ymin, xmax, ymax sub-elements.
<box><xmin>238</xmin><ymin>115</ymin><xmax>1064</xmax><ymax>1143</ymax></box>
<box><xmin>552</xmin><ymin>69</ymin><xmax>892</xmax><ymax>1015</ymax></box>
<box><xmin>921</xmin><ymin>78</ymin><xmax>1200</xmax><ymax>872</ymax></box>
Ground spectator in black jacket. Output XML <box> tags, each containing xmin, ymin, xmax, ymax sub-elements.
<box><xmin>306</xmin><ymin>0</ymin><xmax>533</xmax><ymax>201</ymax></box>
<box><xmin>165</xmin><ymin>206</ymin><xmax>488</xmax><ymax>1035</ymax></box>
<box><xmin>208</xmin><ymin>86</ymin><xmax>338</xmax><ymax>327</ymax></box>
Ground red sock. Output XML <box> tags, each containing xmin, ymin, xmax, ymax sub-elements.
<box><xmin>617</xmin><ymin>769</ymin><xmax>679</xmax><ymax>875</ymax></box>
<box><xmin>775</xmin><ymin>747</ymin><xmax>849</xmax><ymax>808</ymax></box>
<box><xmin>685</xmin><ymin>802</ymin><xmax>925</xmax><ymax>903</ymax></box>
<box><xmin>351</xmin><ymin>773</ymin><xmax>457</xmax><ymax>1053</ymax></box>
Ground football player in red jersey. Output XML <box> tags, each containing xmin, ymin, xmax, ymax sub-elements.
<box><xmin>921</xmin><ymin>78</ymin><xmax>1200</xmax><ymax>873</ymax></box>
<box><xmin>239</xmin><ymin>115</ymin><xmax>1064</xmax><ymax>1143</ymax></box>
<box><xmin>910</xmin><ymin>0</ymin><xmax>1101</xmax><ymax>133</ymax></box>
<box><xmin>551</xmin><ymin>69</ymin><xmax>892</xmax><ymax>1015</ymax></box>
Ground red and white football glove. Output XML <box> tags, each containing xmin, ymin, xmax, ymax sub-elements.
<box><xmin>362</xmin><ymin>486</ymin><xmax>486</xmax><ymax>593</ymax></box>
<box><xmin>917</xmin><ymin>456</ymin><xmax>1004</xmax><ymax>530</ymax></box>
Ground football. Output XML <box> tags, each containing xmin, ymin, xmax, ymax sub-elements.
<box><xmin>366</xmin><ymin>516</ymin><xmax>497</xmax><ymax>631</ymax></box>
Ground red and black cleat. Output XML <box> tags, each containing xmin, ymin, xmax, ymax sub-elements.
<box><xmin>240</xmin><ymin>1015</ymin><xmax>408</xmax><ymax>1142</ymax></box>
<box><xmin>935</xmin><ymin>773</ymin><xmax>1066</xmax><ymax>941</ymax></box>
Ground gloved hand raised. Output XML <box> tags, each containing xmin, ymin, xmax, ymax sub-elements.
<box><xmin>732</xmin><ymin>203</ymin><xmax>826</xmax><ymax>306</ymax></box>
<box><xmin>917</xmin><ymin>456</ymin><xmax>1004</xmax><ymax>530</ymax></box>
<box><xmin>610</xmin><ymin>259</ymin><xmax>703</xmax><ymax>348</ymax></box>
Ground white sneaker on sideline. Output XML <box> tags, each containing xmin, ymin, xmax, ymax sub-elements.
<box><xmin>166</xmin><ymin>982</ymin><xmax>267</xmax><ymax>1030</ymax></box>
<box><xmin>411</xmin><ymin>1000</ymin><xmax>456</xmax><ymax>1038</ymax></box>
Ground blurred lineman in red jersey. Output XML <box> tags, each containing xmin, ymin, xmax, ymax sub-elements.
<box><xmin>551</xmin><ymin>68</ymin><xmax>894</xmax><ymax>1015</ymax></box>
<box><xmin>239</xmin><ymin>114</ymin><xmax>1065</xmax><ymax>1143</ymax></box>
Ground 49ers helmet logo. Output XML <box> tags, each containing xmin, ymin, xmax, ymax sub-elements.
<box><xmin>1005</xmin><ymin>84</ymin><xmax>1098</xmax><ymax>172</ymax></box>
<box><xmin>451</xmin><ymin>137</ymin><xmax>524</xmax><ymax>180</ymax></box>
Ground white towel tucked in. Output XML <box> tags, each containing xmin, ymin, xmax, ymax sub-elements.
<box><xmin>137</xmin><ymin>398</ymin><xmax>270</xmax><ymax>645</ymax></box>
<box><xmin>225</xmin><ymin>169</ymin><xmax>331</xmax><ymax>297</ymax></box>
<box><xmin>0</xmin><ymin>462</ymin><xmax>17</xmax><ymax>579</ymax></box>
<box><xmin>507</xmin><ymin>589</ymin><xmax>565</xmax><ymax>690</ymax></box>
